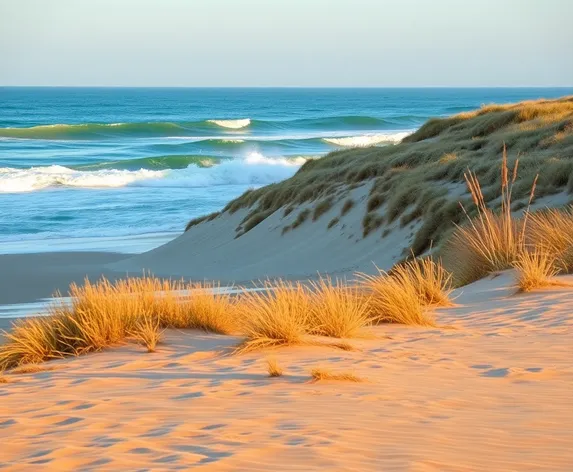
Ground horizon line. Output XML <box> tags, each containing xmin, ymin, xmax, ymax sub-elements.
<box><xmin>1</xmin><ymin>85</ymin><xmax>572</xmax><ymax>89</ymax></box>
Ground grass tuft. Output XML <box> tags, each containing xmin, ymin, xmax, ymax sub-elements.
<box><xmin>340</xmin><ymin>198</ymin><xmax>354</xmax><ymax>216</ymax></box>
<box><xmin>10</xmin><ymin>364</ymin><xmax>58</xmax><ymax>375</ymax></box>
<box><xmin>393</xmin><ymin>256</ymin><xmax>453</xmax><ymax>306</ymax></box>
<box><xmin>443</xmin><ymin>147</ymin><xmax>536</xmax><ymax>285</ymax></box>
<box><xmin>362</xmin><ymin>212</ymin><xmax>384</xmax><ymax>237</ymax></box>
<box><xmin>130</xmin><ymin>316</ymin><xmax>163</xmax><ymax>353</ymax></box>
<box><xmin>513</xmin><ymin>250</ymin><xmax>560</xmax><ymax>292</ymax></box>
<box><xmin>358</xmin><ymin>269</ymin><xmax>434</xmax><ymax>326</ymax></box>
<box><xmin>292</xmin><ymin>209</ymin><xmax>311</xmax><ymax>229</ymax></box>
<box><xmin>266</xmin><ymin>358</ymin><xmax>283</xmax><ymax>377</ymax></box>
<box><xmin>310</xmin><ymin>368</ymin><xmax>364</xmax><ymax>382</ymax></box>
<box><xmin>185</xmin><ymin>212</ymin><xmax>220</xmax><ymax>231</ymax></box>
<box><xmin>307</xmin><ymin>277</ymin><xmax>372</xmax><ymax>338</ymax></box>
<box><xmin>235</xmin><ymin>281</ymin><xmax>311</xmax><ymax>353</ymax></box>
<box><xmin>313</xmin><ymin>197</ymin><xmax>334</xmax><ymax>221</ymax></box>
<box><xmin>528</xmin><ymin>206</ymin><xmax>573</xmax><ymax>273</ymax></box>
<box><xmin>327</xmin><ymin>216</ymin><xmax>340</xmax><ymax>229</ymax></box>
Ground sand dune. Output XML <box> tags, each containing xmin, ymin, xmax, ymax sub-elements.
<box><xmin>2</xmin><ymin>272</ymin><xmax>572</xmax><ymax>470</ymax></box>
<box><xmin>111</xmin><ymin>185</ymin><xmax>415</xmax><ymax>282</ymax></box>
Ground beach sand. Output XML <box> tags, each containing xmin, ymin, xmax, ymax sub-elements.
<box><xmin>2</xmin><ymin>272</ymin><xmax>572</xmax><ymax>470</ymax></box>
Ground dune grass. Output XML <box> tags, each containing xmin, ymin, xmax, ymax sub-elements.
<box><xmin>393</xmin><ymin>256</ymin><xmax>453</xmax><ymax>306</ymax></box>
<box><xmin>234</xmin><ymin>281</ymin><xmax>311</xmax><ymax>353</ymax></box>
<box><xmin>212</xmin><ymin>96</ymin><xmax>572</xmax><ymax>250</ymax></box>
<box><xmin>341</xmin><ymin>198</ymin><xmax>355</xmax><ymax>216</ymax></box>
<box><xmin>319</xmin><ymin>341</ymin><xmax>356</xmax><ymax>351</ymax></box>
<box><xmin>184</xmin><ymin>211</ymin><xmax>220</xmax><ymax>231</ymax></box>
<box><xmin>513</xmin><ymin>250</ymin><xmax>560</xmax><ymax>292</ymax></box>
<box><xmin>528</xmin><ymin>206</ymin><xmax>573</xmax><ymax>273</ymax></box>
<box><xmin>358</xmin><ymin>268</ymin><xmax>434</xmax><ymax>327</ymax></box>
<box><xmin>358</xmin><ymin>254</ymin><xmax>452</xmax><ymax>326</ymax></box>
<box><xmin>442</xmin><ymin>147</ymin><xmax>537</xmax><ymax>285</ymax></box>
<box><xmin>266</xmin><ymin>358</ymin><xmax>283</xmax><ymax>377</ymax></box>
<box><xmin>131</xmin><ymin>316</ymin><xmax>163</xmax><ymax>353</ymax></box>
<box><xmin>0</xmin><ymin>277</ymin><xmax>238</xmax><ymax>370</ymax></box>
<box><xmin>2</xmin><ymin>271</ymin><xmax>442</xmax><ymax>367</ymax></box>
<box><xmin>307</xmin><ymin>277</ymin><xmax>372</xmax><ymax>338</ymax></box>
<box><xmin>310</xmin><ymin>368</ymin><xmax>364</xmax><ymax>382</ymax></box>
<box><xmin>312</xmin><ymin>197</ymin><xmax>334</xmax><ymax>221</ymax></box>
<box><xmin>327</xmin><ymin>216</ymin><xmax>340</xmax><ymax>229</ymax></box>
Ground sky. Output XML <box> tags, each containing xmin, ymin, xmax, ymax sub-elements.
<box><xmin>0</xmin><ymin>0</ymin><xmax>572</xmax><ymax>87</ymax></box>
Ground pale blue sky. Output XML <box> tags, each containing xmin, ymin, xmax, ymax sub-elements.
<box><xmin>0</xmin><ymin>0</ymin><xmax>571</xmax><ymax>86</ymax></box>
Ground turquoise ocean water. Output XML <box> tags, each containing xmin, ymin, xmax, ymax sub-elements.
<box><xmin>0</xmin><ymin>87</ymin><xmax>570</xmax><ymax>253</ymax></box>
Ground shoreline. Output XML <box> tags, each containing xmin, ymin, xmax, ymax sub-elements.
<box><xmin>0</xmin><ymin>251</ymin><xmax>127</xmax><ymax>306</ymax></box>
<box><xmin>0</xmin><ymin>231</ymin><xmax>179</xmax><ymax>256</ymax></box>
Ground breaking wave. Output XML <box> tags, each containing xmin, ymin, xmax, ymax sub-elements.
<box><xmin>206</xmin><ymin>119</ymin><xmax>251</xmax><ymax>129</ymax></box>
<box><xmin>322</xmin><ymin>132</ymin><xmax>410</xmax><ymax>147</ymax></box>
<box><xmin>0</xmin><ymin>153</ymin><xmax>307</xmax><ymax>193</ymax></box>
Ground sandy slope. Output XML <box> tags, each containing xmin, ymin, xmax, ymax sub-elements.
<box><xmin>111</xmin><ymin>184</ymin><xmax>419</xmax><ymax>282</ymax></box>
<box><xmin>111</xmin><ymin>187</ymin><xmax>571</xmax><ymax>283</ymax></box>
<box><xmin>1</xmin><ymin>272</ymin><xmax>572</xmax><ymax>471</ymax></box>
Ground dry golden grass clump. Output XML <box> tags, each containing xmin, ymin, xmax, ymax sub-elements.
<box><xmin>9</xmin><ymin>364</ymin><xmax>58</xmax><ymax>375</ymax></box>
<box><xmin>131</xmin><ymin>316</ymin><xmax>163</xmax><ymax>353</ymax></box>
<box><xmin>266</xmin><ymin>358</ymin><xmax>283</xmax><ymax>377</ymax></box>
<box><xmin>0</xmin><ymin>277</ymin><xmax>239</xmax><ymax>370</ymax></box>
<box><xmin>513</xmin><ymin>250</ymin><xmax>560</xmax><ymax>292</ymax></box>
<box><xmin>235</xmin><ymin>281</ymin><xmax>311</xmax><ymax>353</ymax></box>
<box><xmin>442</xmin><ymin>144</ymin><xmax>573</xmax><ymax>285</ymax></box>
<box><xmin>0</xmin><ymin>317</ymin><xmax>68</xmax><ymax>370</ymax></box>
<box><xmin>528</xmin><ymin>206</ymin><xmax>573</xmax><ymax>273</ymax></box>
<box><xmin>358</xmin><ymin>269</ymin><xmax>434</xmax><ymax>327</ymax></box>
<box><xmin>443</xmin><ymin>148</ymin><xmax>536</xmax><ymax>285</ymax></box>
<box><xmin>307</xmin><ymin>278</ymin><xmax>372</xmax><ymax>338</ymax></box>
<box><xmin>310</xmin><ymin>368</ymin><xmax>364</xmax><ymax>382</ymax></box>
<box><xmin>355</xmin><ymin>255</ymin><xmax>452</xmax><ymax>326</ymax></box>
<box><xmin>2</xmin><ymin>271</ymin><xmax>449</xmax><ymax>368</ymax></box>
<box><xmin>393</xmin><ymin>256</ymin><xmax>453</xmax><ymax>306</ymax></box>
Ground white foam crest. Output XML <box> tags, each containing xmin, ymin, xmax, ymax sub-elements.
<box><xmin>207</xmin><ymin>118</ymin><xmax>251</xmax><ymax>129</ymax></box>
<box><xmin>0</xmin><ymin>153</ymin><xmax>307</xmax><ymax>192</ymax></box>
<box><xmin>323</xmin><ymin>132</ymin><xmax>410</xmax><ymax>147</ymax></box>
<box><xmin>0</xmin><ymin>165</ymin><xmax>165</xmax><ymax>193</ymax></box>
<box><xmin>137</xmin><ymin>152</ymin><xmax>306</xmax><ymax>188</ymax></box>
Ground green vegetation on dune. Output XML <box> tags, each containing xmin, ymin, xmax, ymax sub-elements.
<box><xmin>203</xmin><ymin>96</ymin><xmax>573</xmax><ymax>248</ymax></box>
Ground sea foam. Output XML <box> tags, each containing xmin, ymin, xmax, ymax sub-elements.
<box><xmin>322</xmin><ymin>132</ymin><xmax>410</xmax><ymax>147</ymax></box>
<box><xmin>138</xmin><ymin>152</ymin><xmax>306</xmax><ymax>188</ymax></box>
<box><xmin>0</xmin><ymin>165</ymin><xmax>165</xmax><ymax>193</ymax></box>
<box><xmin>0</xmin><ymin>153</ymin><xmax>306</xmax><ymax>193</ymax></box>
<box><xmin>207</xmin><ymin>119</ymin><xmax>251</xmax><ymax>129</ymax></box>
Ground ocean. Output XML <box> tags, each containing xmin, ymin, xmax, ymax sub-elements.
<box><xmin>1</xmin><ymin>87</ymin><xmax>570</xmax><ymax>254</ymax></box>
